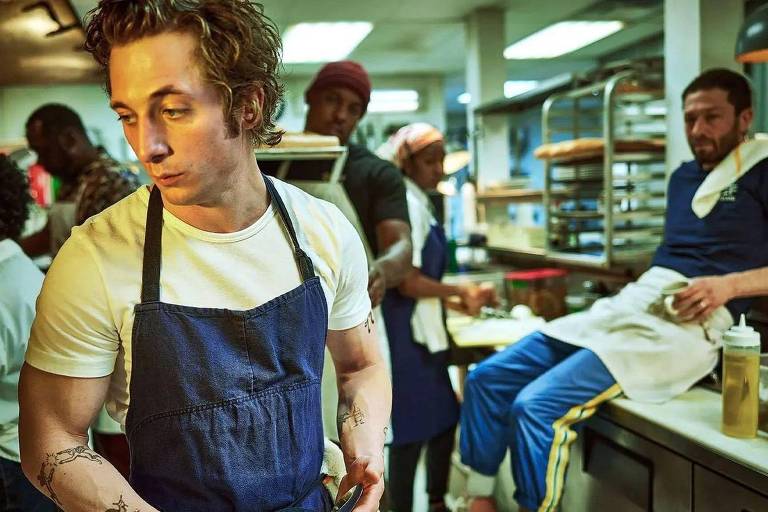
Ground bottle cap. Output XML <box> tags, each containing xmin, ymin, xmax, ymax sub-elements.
<box><xmin>723</xmin><ymin>314</ymin><xmax>761</xmax><ymax>348</ymax></box>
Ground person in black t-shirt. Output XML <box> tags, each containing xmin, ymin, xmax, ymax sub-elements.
<box><xmin>304</xmin><ymin>60</ymin><xmax>412</xmax><ymax>307</ymax></box>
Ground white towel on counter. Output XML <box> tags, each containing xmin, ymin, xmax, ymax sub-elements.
<box><xmin>692</xmin><ymin>139</ymin><xmax>768</xmax><ymax>218</ymax></box>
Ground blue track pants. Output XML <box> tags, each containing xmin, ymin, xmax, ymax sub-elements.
<box><xmin>459</xmin><ymin>331</ymin><xmax>622</xmax><ymax>511</ymax></box>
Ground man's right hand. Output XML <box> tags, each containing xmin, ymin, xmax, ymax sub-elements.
<box><xmin>336</xmin><ymin>454</ymin><xmax>385</xmax><ymax>512</ymax></box>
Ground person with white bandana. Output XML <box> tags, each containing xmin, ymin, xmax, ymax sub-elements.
<box><xmin>383</xmin><ymin>123</ymin><xmax>493</xmax><ymax>512</ymax></box>
<box><xmin>460</xmin><ymin>68</ymin><xmax>768</xmax><ymax>512</ymax></box>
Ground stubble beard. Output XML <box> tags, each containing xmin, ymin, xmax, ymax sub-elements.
<box><xmin>690</xmin><ymin>123</ymin><xmax>742</xmax><ymax>171</ymax></box>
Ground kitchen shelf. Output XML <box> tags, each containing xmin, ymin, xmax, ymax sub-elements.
<box><xmin>473</xmin><ymin>73</ymin><xmax>576</xmax><ymax>115</ymax></box>
<box><xmin>255</xmin><ymin>145</ymin><xmax>347</xmax><ymax>183</ymax></box>
<box><xmin>547</xmin><ymin>151</ymin><xmax>665</xmax><ymax>166</ymax></box>
<box><xmin>539</xmin><ymin>69</ymin><xmax>667</xmax><ymax>269</ymax></box>
<box><xmin>476</xmin><ymin>189</ymin><xmax>546</xmax><ymax>202</ymax></box>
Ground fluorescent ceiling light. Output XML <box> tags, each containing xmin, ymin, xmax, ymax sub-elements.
<box><xmin>5</xmin><ymin>14</ymin><xmax>59</xmax><ymax>35</ymax></box>
<box><xmin>503</xmin><ymin>21</ymin><xmax>624</xmax><ymax>59</ymax></box>
<box><xmin>368</xmin><ymin>89</ymin><xmax>419</xmax><ymax>113</ymax></box>
<box><xmin>457</xmin><ymin>80</ymin><xmax>540</xmax><ymax>104</ymax></box>
<box><xmin>20</xmin><ymin>56</ymin><xmax>94</xmax><ymax>70</ymax></box>
<box><xmin>504</xmin><ymin>80</ymin><xmax>539</xmax><ymax>97</ymax></box>
<box><xmin>283</xmin><ymin>22</ymin><xmax>373</xmax><ymax>63</ymax></box>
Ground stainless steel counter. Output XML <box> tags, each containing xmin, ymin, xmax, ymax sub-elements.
<box><xmin>599</xmin><ymin>387</ymin><xmax>768</xmax><ymax>494</ymax></box>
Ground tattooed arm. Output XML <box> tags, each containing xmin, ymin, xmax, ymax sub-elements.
<box><xmin>326</xmin><ymin>313</ymin><xmax>392</xmax><ymax>511</ymax></box>
<box><xmin>18</xmin><ymin>364</ymin><xmax>158</xmax><ymax>512</ymax></box>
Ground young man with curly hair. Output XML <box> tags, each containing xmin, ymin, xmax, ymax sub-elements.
<box><xmin>18</xmin><ymin>2</ymin><xmax>390</xmax><ymax>511</ymax></box>
<box><xmin>0</xmin><ymin>155</ymin><xmax>53</xmax><ymax>511</ymax></box>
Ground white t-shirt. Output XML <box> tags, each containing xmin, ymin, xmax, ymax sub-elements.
<box><xmin>0</xmin><ymin>240</ymin><xmax>44</xmax><ymax>462</ymax></box>
<box><xmin>26</xmin><ymin>177</ymin><xmax>371</xmax><ymax>427</ymax></box>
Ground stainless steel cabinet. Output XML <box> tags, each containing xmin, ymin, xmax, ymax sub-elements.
<box><xmin>561</xmin><ymin>417</ymin><xmax>692</xmax><ymax>511</ymax></box>
<box><xmin>693</xmin><ymin>465</ymin><xmax>768</xmax><ymax>512</ymax></box>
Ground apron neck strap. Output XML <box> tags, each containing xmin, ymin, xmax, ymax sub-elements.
<box><xmin>140</xmin><ymin>178</ymin><xmax>316</xmax><ymax>302</ymax></box>
<box><xmin>141</xmin><ymin>185</ymin><xmax>164</xmax><ymax>303</ymax></box>
<box><xmin>263</xmin><ymin>176</ymin><xmax>315</xmax><ymax>282</ymax></box>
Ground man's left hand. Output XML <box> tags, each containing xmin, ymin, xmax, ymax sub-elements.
<box><xmin>368</xmin><ymin>264</ymin><xmax>386</xmax><ymax>308</ymax></box>
<box><xmin>336</xmin><ymin>454</ymin><xmax>385</xmax><ymax>511</ymax></box>
<box><xmin>673</xmin><ymin>275</ymin><xmax>735</xmax><ymax>322</ymax></box>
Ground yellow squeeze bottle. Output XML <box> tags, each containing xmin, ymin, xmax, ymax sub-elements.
<box><xmin>722</xmin><ymin>314</ymin><xmax>761</xmax><ymax>438</ymax></box>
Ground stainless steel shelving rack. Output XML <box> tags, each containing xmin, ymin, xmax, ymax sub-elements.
<box><xmin>541</xmin><ymin>70</ymin><xmax>667</xmax><ymax>268</ymax></box>
<box><xmin>255</xmin><ymin>145</ymin><xmax>348</xmax><ymax>184</ymax></box>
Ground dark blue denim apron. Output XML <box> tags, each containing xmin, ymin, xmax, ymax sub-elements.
<box><xmin>382</xmin><ymin>222</ymin><xmax>460</xmax><ymax>446</ymax></box>
<box><xmin>126</xmin><ymin>178</ymin><xmax>333</xmax><ymax>511</ymax></box>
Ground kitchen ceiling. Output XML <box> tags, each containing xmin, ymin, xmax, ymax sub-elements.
<box><xmin>4</xmin><ymin>0</ymin><xmax>663</xmax><ymax>86</ymax></box>
<box><xmin>0</xmin><ymin>0</ymin><xmax>99</xmax><ymax>85</ymax></box>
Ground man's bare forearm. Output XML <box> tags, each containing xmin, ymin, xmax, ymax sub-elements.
<box><xmin>726</xmin><ymin>266</ymin><xmax>768</xmax><ymax>298</ymax></box>
<box><xmin>375</xmin><ymin>237</ymin><xmax>412</xmax><ymax>289</ymax></box>
<box><xmin>336</xmin><ymin>360</ymin><xmax>392</xmax><ymax>467</ymax></box>
<box><xmin>373</xmin><ymin>219</ymin><xmax>413</xmax><ymax>289</ymax></box>
<box><xmin>398</xmin><ymin>268</ymin><xmax>461</xmax><ymax>299</ymax></box>
<box><xmin>19</xmin><ymin>222</ymin><xmax>51</xmax><ymax>257</ymax></box>
<box><xmin>19</xmin><ymin>365</ymin><xmax>152</xmax><ymax>512</ymax></box>
<box><xmin>22</xmin><ymin>439</ymin><xmax>156</xmax><ymax>512</ymax></box>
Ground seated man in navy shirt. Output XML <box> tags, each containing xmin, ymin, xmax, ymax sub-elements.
<box><xmin>460</xmin><ymin>68</ymin><xmax>768</xmax><ymax>512</ymax></box>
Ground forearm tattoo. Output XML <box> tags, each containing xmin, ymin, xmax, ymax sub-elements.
<box><xmin>338</xmin><ymin>403</ymin><xmax>367</xmax><ymax>429</ymax></box>
<box><xmin>37</xmin><ymin>445</ymin><xmax>103</xmax><ymax>506</ymax></box>
<box><xmin>364</xmin><ymin>311</ymin><xmax>375</xmax><ymax>334</ymax></box>
<box><xmin>104</xmin><ymin>495</ymin><xmax>141</xmax><ymax>512</ymax></box>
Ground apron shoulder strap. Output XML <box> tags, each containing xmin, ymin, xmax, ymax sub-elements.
<box><xmin>141</xmin><ymin>186</ymin><xmax>163</xmax><ymax>303</ymax></box>
<box><xmin>140</xmin><ymin>178</ymin><xmax>316</xmax><ymax>304</ymax></box>
<box><xmin>263</xmin><ymin>176</ymin><xmax>316</xmax><ymax>282</ymax></box>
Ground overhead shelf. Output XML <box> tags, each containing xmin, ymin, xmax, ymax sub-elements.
<box><xmin>546</xmin><ymin>151</ymin><xmax>665</xmax><ymax>166</ymax></box>
<box><xmin>550</xmin><ymin>208</ymin><xmax>666</xmax><ymax>220</ymax></box>
<box><xmin>255</xmin><ymin>146</ymin><xmax>346</xmax><ymax>160</ymax></box>
<box><xmin>255</xmin><ymin>139</ymin><xmax>347</xmax><ymax>183</ymax></box>
<box><xmin>476</xmin><ymin>189</ymin><xmax>545</xmax><ymax>202</ymax></box>
<box><xmin>473</xmin><ymin>73</ymin><xmax>577</xmax><ymax>115</ymax></box>
<box><xmin>486</xmin><ymin>246</ymin><xmax>548</xmax><ymax>258</ymax></box>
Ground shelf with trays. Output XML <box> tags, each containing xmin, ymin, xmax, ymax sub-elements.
<box><xmin>539</xmin><ymin>69</ymin><xmax>667</xmax><ymax>268</ymax></box>
<box><xmin>475</xmin><ymin>188</ymin><xmax>545</xmax><ymax>203</ymax></box>
<box><xmin>255</xmin><ymin>142</ymin><xmax>377</xmax><ymax>266</ymax></box>
<box><xmin>549</xmin><ymin>208</ymin><xmax>666</xmax><ymax>221</ymax></box>
<box><xmin>255</xmin><ymin>144</ymin><xmax>347</xmax><ymax>184</ymax></box>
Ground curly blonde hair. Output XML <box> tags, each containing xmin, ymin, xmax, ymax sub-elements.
<box><xmin>84</xmin><ymin>0</ymin><xmax>284</xmax><ymax>147</ymax></box>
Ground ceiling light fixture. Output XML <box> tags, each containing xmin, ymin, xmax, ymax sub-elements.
<box><xmin>22</xmin><ymin>1</ymin><xmax>79</xmax><ymax>37</ymax></box>
<box><xmin>282</xmin><ymin>22</ymin><xmax>373</xmax><ymax>63</ymax></box>
<box><xmin>503</xmin><ymin>21</ymin><xmax>624</xmax><ymax>59</ymax></box>
<box><xmin>368</xmin><ymin>89</ymin><xmax>419</xmax><ymax>113</ymax></box>
<box><xmin>457</xmin><ymin>80</ymin><xmax>540</xmax><ymax>105</ymax></box>
<box><xmin>736</xmin><ymin>4</ymin><xmax>768</xmax><ymax>62</ymax></box>
<box><xmin>503</xmin><ymin>80</ymin><xmax>539</xmax><ymax>98</ymax></box>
